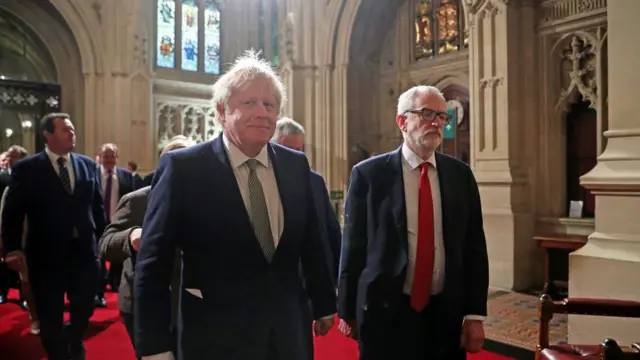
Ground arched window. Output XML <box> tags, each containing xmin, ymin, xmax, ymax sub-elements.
<box><xmin>414</xmin><ymin>0</ymin><xmax>467</xmax><ymax>61</ymax></box>
<box><xmin>259</xmin><ymin>0</ymin><xmax>279</xmax><ymax>67</ymax></box>
<box><xmin>156</xmin><ymin>0</ymin><xmax>221</xmax><ymax>75</ymax></box>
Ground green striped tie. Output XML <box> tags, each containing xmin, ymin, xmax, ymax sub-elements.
<box><xmin>245</xmin><ymin>159</ymin><xmax>276</xmax><ymax>261</ymax></box>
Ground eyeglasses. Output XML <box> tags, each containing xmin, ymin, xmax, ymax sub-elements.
<box><xmin>404</xmin><ymin>108</ymin><xmax>452</xmax><ymax>125</ymax></box>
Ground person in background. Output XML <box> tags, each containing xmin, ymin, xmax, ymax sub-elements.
<box><xmin>2</xmin><ymin>113</ymin><xmax>105</xmax><ymax>360</ymax></box>
<box><xmin>0</xmin><ymin>145</ymin><xmax>38</xmax><ymax>333</ymax></box>
<box><xmin>0</xmin><ymin>146</ymin><xmax>28</xmax><ymax>305</ymax></box>
<box><xmin>338</xmin><ymin>85</ymin><xmax>489</xmax><ymax>360</ymax></box>
<box><xmin>94</xmin><ymin>143</ymin><xmax>135</xmax><ymax>307</ymax></box>
<box><xmin>272</xmin><ymin>117</ymin><xmax>342</xmax><ymax>281</ymax></box>
<box><xmin>127</xmin><ymin>160</ymin><xmax>144</xmax><ymax>189</ymax></box>
<box><xmin>99</xmin><ymin>137</ymin><xmax>195</xmax><ymax>358</ymax></box>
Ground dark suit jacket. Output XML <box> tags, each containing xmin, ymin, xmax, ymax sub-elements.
<box><xmin>98</xmin><ymin>167</ymin><xmax>135</xmax><ymax>201</ymax></box>
<box><xmin>310</xmin><ymin>171</ymin><xmax>341</xmax><ymax>281</ymax></box>
<box><xmin>98</xmin><ymin>186</ymin><xmax>181</xmax><ymax>323</ymax></box>
<box><xmin>1</xmin><ymin>151</ymin><xmax>106</xmax><ymax>270</ymax></box>
<box><xmin>337</xmin><ymin>149</ymin><xmax>489</xmax><ymax>335</ymax></box>
<box><xmin>134</xmin><ymin>136</ymin><xmax>337</xmax><ymax>359</ymax></box>
<box><xmin>0</xmin><ymin>170</ymin><xmax>10</xmax><ymax>198</ymax></box>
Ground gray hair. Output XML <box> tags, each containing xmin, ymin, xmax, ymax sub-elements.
<box><xmin>272</xmin><ymin>117</ymin><xmax>305</xmax><ymax>140</ymax></box>
<box><xmin>211</xmin><ymin>49</ymin><xmax>287</xmax><ymax>122</ymax></box>
<box><xmin>396</xmin><ymin>85</ymin><xmax>444</xmax><ymax>115</ymax></box>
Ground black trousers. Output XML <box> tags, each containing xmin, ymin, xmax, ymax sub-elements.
<box><xmin>358</xmin><ymin>295</ymin><xmax>466</xmax><ymax>360</ymax></box>
<box><xmin>31</xmin><ymin>259</ymin><xmax>99</xmax><ymax>360</ymax></box>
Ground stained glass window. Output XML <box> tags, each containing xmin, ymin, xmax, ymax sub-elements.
<box><xmin>157</xmin><ymin>0</ymin><xmax>176</xmax><ymax>68</ymax></box>
<box><xmin>414</xmin><ymin>0</ymin><xmax>465</xmax><ymax>61</ymax></box>
<box><xmin>181</xmin><ymin>0</ymin><xmax>199</xmax><ymax>71</ymax></box>
<box><xmin>156</xmin><ymin>0</ymin><xmax>221</xmax><ymax>74</ymax></box>
<box><xmin>204</xmin><ymin>0</ymin><xmax>221</xmax><ymax>74</ymax></box>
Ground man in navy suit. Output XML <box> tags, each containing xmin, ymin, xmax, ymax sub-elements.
<box><xmin>272</xmin><ymin>117</ymin><xmax>342</xmax><ymax>280</ymax></box>
<box><xmin>95</xmin><ymin>143</ymin><xmax>135</xmax><ymax>305</ymax></box>
<box><xmin>337</xmin><ymin>85</ymin><xmax>489</xmax><ymax>360</ymax></box>
<box><xmin>134</xmin><ymin>51</ymin><xmax>337</xmax><ymax>360</ymax></box>
<box><xmin>2</xmin><ymin>113</ymin><xmax>106</xmax><ymax>360</ymax></box>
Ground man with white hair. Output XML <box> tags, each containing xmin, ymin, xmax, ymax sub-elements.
<box><xmin>338</xmin><ymin>85</ymin><xmax>489</xmax><ymax>359</ymax></box>
<box><xmin>134</xmin><ymin>51</ymin><xmax>336</xmax><ymax>360</ymax></box>
<box><xmin>272</xmin><ymin>117</ymin><xmax>342</xmax><ymax>280</ymax></box>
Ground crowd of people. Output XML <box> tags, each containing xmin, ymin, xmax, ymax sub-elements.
<box><xmin>0</xmin><ymin>50</ymin><xmax>488</xmax><ymax>360</ymax></box>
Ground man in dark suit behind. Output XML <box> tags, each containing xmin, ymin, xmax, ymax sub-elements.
<box><xmin>98</xmin><ymin>137</ymin><xmax>195</xmax><ymax>355</ymax></box>
<box><xmin>95</xmin><ymin>142</ymin><xmax>135</xmax><ymax>306</ymax></box>
<box><xmin>134</xmin><ymin>51</ymin><xmax>336</xmax><ymax>360</ymax></box>
<box><xmin>337</xmin><ymin>85</ymin><xmax>489</xmax><ymax>360</ymax></box>
<box><xmin>2</xmin><ymin>113</ymin><xmax>106</xmax><ymax>360</ymax></box>
<box><xmin>272</xmin><ymin>117</ymin><xmax>342</xmax><ymax>280</ymax></box>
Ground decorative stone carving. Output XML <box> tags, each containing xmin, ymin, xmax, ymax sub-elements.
<box><xmin>540</xmin><ymin>0</ymin><xmax>607</xmax><ymax>25</ymax></box>
<box><xmin>155</xmin><ymin>101</ymin><xmax>222</xmax><ymax>150</ymax></box>
<box><xmin>282</xmin><ymin>12</ymin><xmax>295</xmax><ymax>64</ymax></box>
<box><xmin>479</xmin><ymin>76</ymin><xmax>503</xmax><ymax>89</ymax></box>
<box><xmin>560</xmin><ymin>35</ymin><xmax>597</xmax><ymax>106</ymax></box>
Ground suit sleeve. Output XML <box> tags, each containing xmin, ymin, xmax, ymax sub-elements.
<box><xmin>337</xmin><ymin>166</ymin><xmax>368</xmax><ymax>321</ymax></box>
<box><xmin>92</xmin><ymin>164</ymin><xmax>106</xmax><ymax>239</ymax></box>
<box><xmin>464</xmin><ymin>167</ymin><xmax>489</xmax><ymax>317</ymax></box>
<box><xmin>299</xmin><ymin>160</ymin><xmax>337</xmax><ymax>320</ymax></box>
<box><xmin>1</xmin><ymin>163</ymin><xmax>28</xmax><ymax>253</ymax></box>
<box><xmin>98</xmin><ymin>194</ymin><xmax>142</xmax><ymax>263</ymax></box>
<box><xmin>134</xmin><ymin>154</ymin><xmax>179</xmax><ymax>356</ymax></box>
<box><xmin>317</xmin><ymin>176</ymin><xmax>342</xmax><ymax>281</ymax></box>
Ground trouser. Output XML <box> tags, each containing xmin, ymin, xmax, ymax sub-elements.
<box><xmin>358</xmin><ymin>295</ymin><xmax>465</xmax><ymax>360</ymax></box>
<box><xmin>31</xmin><ymin>259</ymin><xmax>99</xmax><ymax>360</ymax></box>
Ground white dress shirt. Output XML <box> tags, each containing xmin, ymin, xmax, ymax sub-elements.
<box><xmin>400</xmin><ymin>144</ymin><xmax>485</xmax><ymax>321</ymax></box>
<box><xmin>100</xmin><ymin>166</ymin><xmax>120</xmax><ymax>221</ymax></box>
<box><xmin>223</xmin><ymin>135</ymin><xmax>284</xmax><ymax>244</ymax></box>
<box><xmin>45</xmin><ymin>147</ymin><xmax>75</xmax><ymax>191</ymax></box>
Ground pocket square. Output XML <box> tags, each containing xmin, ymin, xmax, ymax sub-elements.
<box><xmin>186</xmin><ymin>288</ymin><xmax>203</xmax><ymax>298</ymax></box>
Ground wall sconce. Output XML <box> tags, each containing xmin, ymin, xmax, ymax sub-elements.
<box><xmin>5</xmin><ymin>128</ymin><xmax>13</xmax><ymax>138</ymax></box>
<box><xmin>21</xmin><ymin>120</ymin><xmax>33</xmax><ymax>130</ymax></box>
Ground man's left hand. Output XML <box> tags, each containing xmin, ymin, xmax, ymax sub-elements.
<box><xmin>461</xmin><ymin>319</ymin><xmax>485</xmax><ymax>353</ymax></box>
<box><xmin>313</xmin><ymin>316</ymin><xmax>334</xmax><ymax>336</ymax></box>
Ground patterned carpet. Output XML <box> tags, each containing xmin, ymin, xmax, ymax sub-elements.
<box><xmin>485</xmin><ymin>289</ymin><xmax>568</xmax><ymax>351</ymax></box>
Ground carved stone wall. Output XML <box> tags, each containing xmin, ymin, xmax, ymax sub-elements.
<box><xmin>536</xmin><ymin>0</ymin><xmax>607</xmax><ymax>234</ymax></box>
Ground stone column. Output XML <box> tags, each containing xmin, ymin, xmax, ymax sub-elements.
<box><xmin>569</xmin><ymin>0</ymin><xmax>640</xmax><ymax>343</ymax></box>
<box><xmin>465</xmin><ymin>0</ymin><xmax>539</xmax><ymax>290</ymax></box>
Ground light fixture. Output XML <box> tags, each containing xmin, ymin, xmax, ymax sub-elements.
<box><xmin>21</xmin><ymin>120</ymin><xmax>33</xmax><ymax>130</ymax></box>
<box><xmin>5</xmin><ymin>128</ymin><xmax>13</xmax><ymax>138</ymax></box>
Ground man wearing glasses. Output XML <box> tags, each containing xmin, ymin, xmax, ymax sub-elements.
<box><xmin>338</xmin><ymin>85</ymin><xmax>489</xmax><ymax>360</ymax></box>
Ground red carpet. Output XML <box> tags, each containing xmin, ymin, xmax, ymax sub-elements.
<box><xmin>0</xmin><ymin>289</ymin><xmax>512</xmax><ymax>359</ymax></box>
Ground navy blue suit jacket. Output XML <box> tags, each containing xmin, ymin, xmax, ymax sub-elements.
<box><xmin>97</xmin><ymin>167</ymin><xmax>135</xmax><ymax>201</ymax></box>
<box><xmin>1</xmin><ymin>151</ymin><xmax>106</xmax><ymax>269</ymax></box>
<box><xmin>337</xmin><ymin>149</ymin><xmax>488</xmax><ymax>335</ymax></box>
<box><xmin>134</xmin><ymin>136</ymin><xmax>336</xmax><ymax>359</ymax></box>
<box><xmin>310</xmin><ymin>172</ymin><xmax>341</xmax><ymax>281</ymax></box>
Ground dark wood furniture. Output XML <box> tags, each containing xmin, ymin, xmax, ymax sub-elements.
<box><xmin>535</xmin><ymin>234</ymin><xmax>588</xmax><ymax>295</ymax></box>
<box><xmin>537</xmin><ymin>294</ymin><xmax>640</xmax><ymax>360</ymax></box>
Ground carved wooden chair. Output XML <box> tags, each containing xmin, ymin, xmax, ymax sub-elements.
<box><xmin>537</xmin><ymin>294</ymin><xmax>640</xmax><ymax>360</ymax></box>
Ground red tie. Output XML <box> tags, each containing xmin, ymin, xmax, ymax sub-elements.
<box><xmin>410</xmin><ymin>163</ymin><xmax>435</xmax><ymax>312</ymax></box>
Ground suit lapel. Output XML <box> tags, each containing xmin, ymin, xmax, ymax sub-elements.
<box><xmin>267</xmin><ymin>144</ymin><xmax>292</xmax><ymax>251</ymax></box>
<box><xmin>70</xmin><ymin>153</ymin><xmax>84</xmax><ymax>195</ymax></box>
<box><xmin>388</xmin><ymin>148</ymin><xmax>409</xmax><ymax>251</ymax></box>
<box><xmin>210</xmin><ymin>135</ymin><xmax>257</xmax><ymax>239</ymax></box>
<box><xmin>434</xmin><ymin>152</ymin><xmax>453</xmax><ymax>248</ymax></box>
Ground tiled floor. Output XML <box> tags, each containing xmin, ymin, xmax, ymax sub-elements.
<box><xmin>485</xmin><ymin>289</ymin><xmax>567</xmax><ymax>351</ymax></box>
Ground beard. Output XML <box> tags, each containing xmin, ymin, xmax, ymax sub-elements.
<box><xmin>408</xmin><ymin>130</ymin><xmax>441</xmax><ymax>153</ymax></box>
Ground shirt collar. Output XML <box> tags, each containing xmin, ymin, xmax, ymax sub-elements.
<box><xmin>101</xmin><ymin>165</ymin><xmax>115</xmax><ymax>175</ymax></box>
<box><xmin>222</xmin><ymin>134</ymin><xmax>270</xmax><ymax>169</ymax></box>
<box><xmin>401</xmin><ymin>143</ymin><xmax>436</xmax><ymax>170</ymax></box>
<box><xmin>45</xmin><ymin>147</ymin><xmax>71</xmax><ymax>166</ymax></box>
